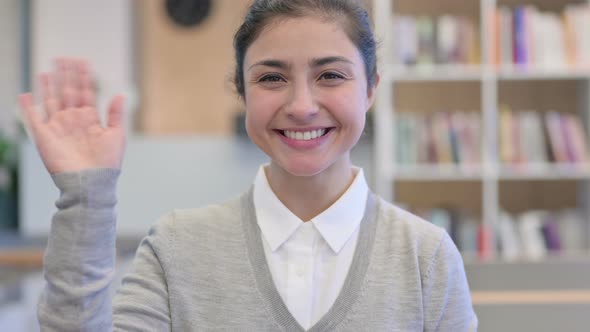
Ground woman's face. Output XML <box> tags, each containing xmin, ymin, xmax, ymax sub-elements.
<box><xmin>243</xmin><ymin>16</ymin><xmax>377</xmax><ymax>177</ymax></box>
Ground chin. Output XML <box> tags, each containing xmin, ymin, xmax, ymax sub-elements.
<box><xmin>277</xmin><ymin>160</ymin><xmax>330</xmax><ymax>178</ymax></box>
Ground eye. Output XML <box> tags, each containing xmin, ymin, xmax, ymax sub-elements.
<box><xmin>319</xmin><ymin>71</ymin><xmax>345</xmax><ymax>81</ymax></box>
<box><xmin>258</xmin><ymin>74</ymin><xmax>286</xmax><ymax>83</ymax></box>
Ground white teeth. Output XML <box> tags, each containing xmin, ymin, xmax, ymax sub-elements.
<box><xmin>284</xmin><ymin>129</ymin><xmax>327</xmax><ymax>140</ymax></box>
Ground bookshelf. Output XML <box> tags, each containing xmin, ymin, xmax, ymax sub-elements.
<box><xmin>372</xmin><ymin>0</ymin><xmax>590</xmax><ymax>263</ymax></box>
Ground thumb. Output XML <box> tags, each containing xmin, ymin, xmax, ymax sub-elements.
<box><xmin>18</xmin><ymin>93</ymin><xmax>43</xmax><ymax>136</ymax></box>
<box><xmin>107</xmin><ymin>95</ymin><xmax>126</xmax><ymax>128</ymax></box>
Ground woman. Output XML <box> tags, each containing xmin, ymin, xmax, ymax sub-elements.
<box><xmin>19</xmin><ymin>0</ymin><xmax>477</xmax><ymax>330</ymax></box>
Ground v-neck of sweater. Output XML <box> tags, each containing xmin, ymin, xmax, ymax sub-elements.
<box><xmin>241</xmin><ymin>187</ymin><xmax>379</xmax><ymax>331</ymax></box>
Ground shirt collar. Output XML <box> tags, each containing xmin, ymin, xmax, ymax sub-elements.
<box><xmin>253</xmin><ymin>165</ymin><xmax>369</xmax><ymax>253</ymax></box>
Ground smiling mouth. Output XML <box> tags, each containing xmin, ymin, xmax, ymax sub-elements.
<box><xmin>276</xmin><ymin>128</ymin><xmax>334</xmax><ymax>140</ymax></box>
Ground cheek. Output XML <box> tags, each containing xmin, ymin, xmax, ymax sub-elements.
<box><xmin>331</xmin><ymin>91</ymin><xmax>368</xmax><ymax>126</ymax></box>
<box><xmin>244</xmin><ymin>90</ymin><xmax>279</xmax><ymax>133</ymax></box>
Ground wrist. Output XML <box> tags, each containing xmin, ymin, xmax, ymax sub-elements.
<box><xmin>51</xmin><ymin>168</ymin><xmax>121</xmax><ymax>209</ymax></box>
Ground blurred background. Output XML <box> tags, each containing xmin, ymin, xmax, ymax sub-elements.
<box><xmin>1</xmin><ymin>0</ymin><xmax>589</xmax><ymax>331</ymax></box>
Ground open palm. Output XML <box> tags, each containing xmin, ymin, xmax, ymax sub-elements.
<box><xmin>18</xmin><ymin>58</ymin><xmax>126</xmax><ymax>174</ymax></box>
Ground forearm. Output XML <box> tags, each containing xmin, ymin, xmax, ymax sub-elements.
<box><xmin>38</xmin><ymin>168</ymin><xmax>120</xmax><ymax>332</ymax></box>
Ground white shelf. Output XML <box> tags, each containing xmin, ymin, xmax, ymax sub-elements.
<box><xmin>498</xmin><ymin>163</ymin><xmax>590</xmax><ymax>180</ymax></box>
<box><xmin>386</xmin><ymin>64</ymin><xmax>590</xmax><ymax>82</ymax></box>
<box><xmin>463</xmin><ymin>250</ymin><xmax>590</xmax><ymax>266</ymax></box>
<box><xmin>387</xmin><ymin>64</ymin><xmax>483</xmax><ymax>82</ymax></box>
<box><xmin>394</xmin><ymin>164</ymin><xmax>485</xmax><ymax>181</ymax></box>
<box><xmin>373</xmin><ymin>0</ymin><xmax>590</xmax><ymax>264</ymax></box>
<box><xmin>394</xmin><ymin>163</ymin><xmax>590</xmax><ymax>181</ymax></box>
<box><xmin>497</xmin><ymin>66</ymin><xmax>590</xmax><ymax>81</ymax></box>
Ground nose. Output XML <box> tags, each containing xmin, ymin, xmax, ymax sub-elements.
<box><xmin>285</xmin><ymin>80</ymin><xmax>318</xmax><ymax>121</ymax></box>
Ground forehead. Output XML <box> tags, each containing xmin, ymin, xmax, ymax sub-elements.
<box><xmin>244</xmin><ymin>16</ymin><xmax>362</xmax><ymax>66</ymax></box>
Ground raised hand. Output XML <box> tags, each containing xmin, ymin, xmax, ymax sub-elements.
<box><xmin>18</xmin><ymin>58</ymin><xmax>126</xmax><ymax>174</ymax></box>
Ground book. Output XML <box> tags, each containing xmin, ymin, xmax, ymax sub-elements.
<box><xmin>466</xmin><ymin>112</ymin><xmax>482</xmax><ymax>164</ymax></box>
<box><xmin>393</xmin><ymin>14</ymin><xmax>480</xmax><ymax>67</ymax></box>
<box><xmin>498</xmin><ymin>7</ymin><xmax>514</xmax><ymax>67</ymax></box>
<box><xmin>406</xmin><ymin>114</ymin><xmax>418</xmax><ymax>164</ymax></box>
<box><xmin>498</xmin><ymin>211</ymin><xmax>522</xmax><ymax>261</ymax></box>
<box><xmin>448</xmin><ymin>112</ymin><xmax>461</xmax><ymax>164</ymax></box>
<box><xmin>545</xmin><ymin>111</ymin><xmax>569</xmax><ymax>163</ymax></box>
<box><xmin>491</xmin><ymin>9</ymin><xmax>501</xmax><ymax>66</ymax></box>
<box><xmin>495</xmin><ymin>4</ymin><xmax>590</xmax><ymax>68</ymax></box>
<box><xmin>513</xmin><ymin>6</ymin><xmax>528</xmax><ymax>66</ymax></box>
<box><xmin>511</xmin><ymin>111</ymin><xmax>524</xmax><ymax>164</ymax></box>
<box><xmin>430</xmin><ymin>208</ymin><xmax>452</xmax><ymax>235</ymax></box>
<box><xmin>395</xmin><ymin>113</ymin><xmax>408</xmax><ymax>164</ymax></box>
<box><xmin>417</xmin><ymin>16</ymin><xmax>435</xmax><ymax>65</ymax></box>
<box><xmin>565</xmin><ymin>5</ymin><xmax>590</xmax><ymax>68</ymax></box>
<box><xmin>407</xmin><ymin>206</ymin><xmax>481</xmax><ymax>257</ymax></box>
<box><xmin>563</xmin><ymin>114</ymin><xmax>589</xmax><ymax>164</ymax></box>
<box><xmin>424</xmin><ymin>113</ymin><xmax>438</xmax><ymax>163</ymax></box>
<box><xmin>416</xmin><ymin>113</ymin><xmax>429</xmax><ymax>164</ymax></box>
<box><xmin>518</xmin><ymin>210</ymin><xmax>548</xmax><ymax>260</ymax></box>
<box><xmin>457</xmin><ymin>17</ymin><xmax>478</xmax><ymax>64</ymax></box>
<box><xmin>395</xmin><ymin>111</ymin><xmax>483</xmax><ymax>166</ymax></box>
<box><xmin>437</xmin><ymin>15</ymin><xmax>457</xmax><ymax>64</ymax></box>
<box><xmin>541</xmin><ymin>215</ymin><xmax>562</xmax><ymax>253</ymax></box>
<box><xmin>560</xmin><ymin>113</ymin><xmax>578</xmax><ymax>163</ymax></box>
<box><xmin>520</xmin><ymin>110</ymin><xmax>548</xmax><ymax>165</ymax></box>
<box><xmin>477</xmin><ymin>224</ymin><xmax>495</xmax><ymax>260</ymax></box>
<box><xmin>433</xmin><ymin>112</ymin><xmax>452</xmax><ymax>164</ymax></box>
<box><xmin>394</xmin><ymin>16</ymin><xmax>418</xmax><ymax>66</ymax></box>
<box><xmin>458</xmin><ymin>216</ymin><xmax>479</xmax><ymax>257</ymax></box>
<box><xmin>499</xmin><ymin>106</ymin><xmax>514</xmax><ymax>163</ymax></box>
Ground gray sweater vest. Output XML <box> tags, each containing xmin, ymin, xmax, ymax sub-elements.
<box><xmin>39</xmin><ymin>169</ymin><xmax>477</xmax><ymax>331</ymax></box>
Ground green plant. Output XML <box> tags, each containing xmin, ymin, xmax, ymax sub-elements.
<box><xmin>0</xmin><ymin>125</ymin><xmax>19</xmax><ymax>230</ymax></box>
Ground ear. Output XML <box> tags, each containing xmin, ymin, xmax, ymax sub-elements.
<box><xmin>366</xmin><ymin>71</ymin><xmax>380</xmax><ymax>111</ymax></box>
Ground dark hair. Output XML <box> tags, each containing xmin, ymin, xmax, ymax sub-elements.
<box><xmin>233</xmin><ymin>0</ymin><xmax>377</xmax><ymax>98</ymax></box>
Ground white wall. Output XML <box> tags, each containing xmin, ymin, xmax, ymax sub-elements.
<box><xmin>31</xmin><ymin>0</ymin><xmax>135</xmax><ymax>129</ymax></box>
<box><xmin>0</xmin><ymin>0</ymin><xmax>21</xmax><ymax>140</ymax></box>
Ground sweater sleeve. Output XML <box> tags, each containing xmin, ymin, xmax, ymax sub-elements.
<box><xmin>422</xmin><ymin>232</ymin><xmax>478</xmax><ymax>332</ymax></box>
<box><xmin>38</xmin><ymin>168</ymin><xmax>172</xmax><ymax>332</ymax></box>
<box><xmin>112</xmin><ymin>217</ymin><xmax>172</xmax><ymax>331</ymax></box>
<box><xmin>38</xmin><ymin>168</ymin><xmax>121</xmax><ymax>331</ymax></box>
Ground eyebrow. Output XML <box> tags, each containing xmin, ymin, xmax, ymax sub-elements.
<box><xmin>311</xmin><ymin>56</ymin><xmax>354</xmax><ymax>67</ymax></box>
<box><xmin>247</xmin><ymin>56</ymin><xmax>353</xmax><ymax>71</ymax></box>
<box><xmin>247</xmin><ymin>59</ymin><xmax>289</xmax><ymax>71</ymax></box>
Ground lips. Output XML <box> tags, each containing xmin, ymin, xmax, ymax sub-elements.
<box><xmin>279</xmin><ymin>128</ymin><xmax>333</xmax><ymax>140</ymax></box>
<box><xmin>274</xmin><ymin>127</ymin><xmax>334</xmax><ymax>149</ymax></box>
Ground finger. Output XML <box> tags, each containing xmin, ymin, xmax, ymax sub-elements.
<box><xmin>56</xmin><ymin>58</ymin><xmax>78</xmax><ymax>108</ymax></box>
<box><xmin>54</xmin><ymin>58</ymin><xmax>67</xmax><ymax>109</ymax></box>
<box><xmin>77</xmin><ymin>60</ymin><xmax>96</xmax><ymax>107</ymax></box>
<box><xmin>107</xmin><ymin>95</ymin><xmax>126</xmax><ymax>128</ymax></box>
<box><xmin>39</xmin><ymin>72</ymin><xmax>51</xmax><ymax>102</ymax></box>
<box><xmin>39</xmin><ymin>73</ymin><xmax>59</xmax><ymax>118</ymax></box>
<box><xmin>65</xmin><ymin>58</ymin><xmax>80</xmax><ymax>108</ymax></box>
<box><xmin>54</xmin><ymin>57</ymin><xmax>67</xmax><ymax>90</ymax></box>
<box><xmin>76</xmin><ymin>59</ymin><xmax>91</xmax><ymax>87</ymax></box>
<box><xmin>63</xmin><ymin>57</ymin><xmax>77</xmax><ymax>88</ymax></box>
<box><xmin>18</xmin><ymin>93</ymin><xmax>43</xmax><ymax>134</ymax></box>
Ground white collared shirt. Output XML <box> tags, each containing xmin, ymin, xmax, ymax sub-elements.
<box><xmin>253</xmin><ymin>165</ymin><xmax>369</xmax><ymax>329</ymax></box>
